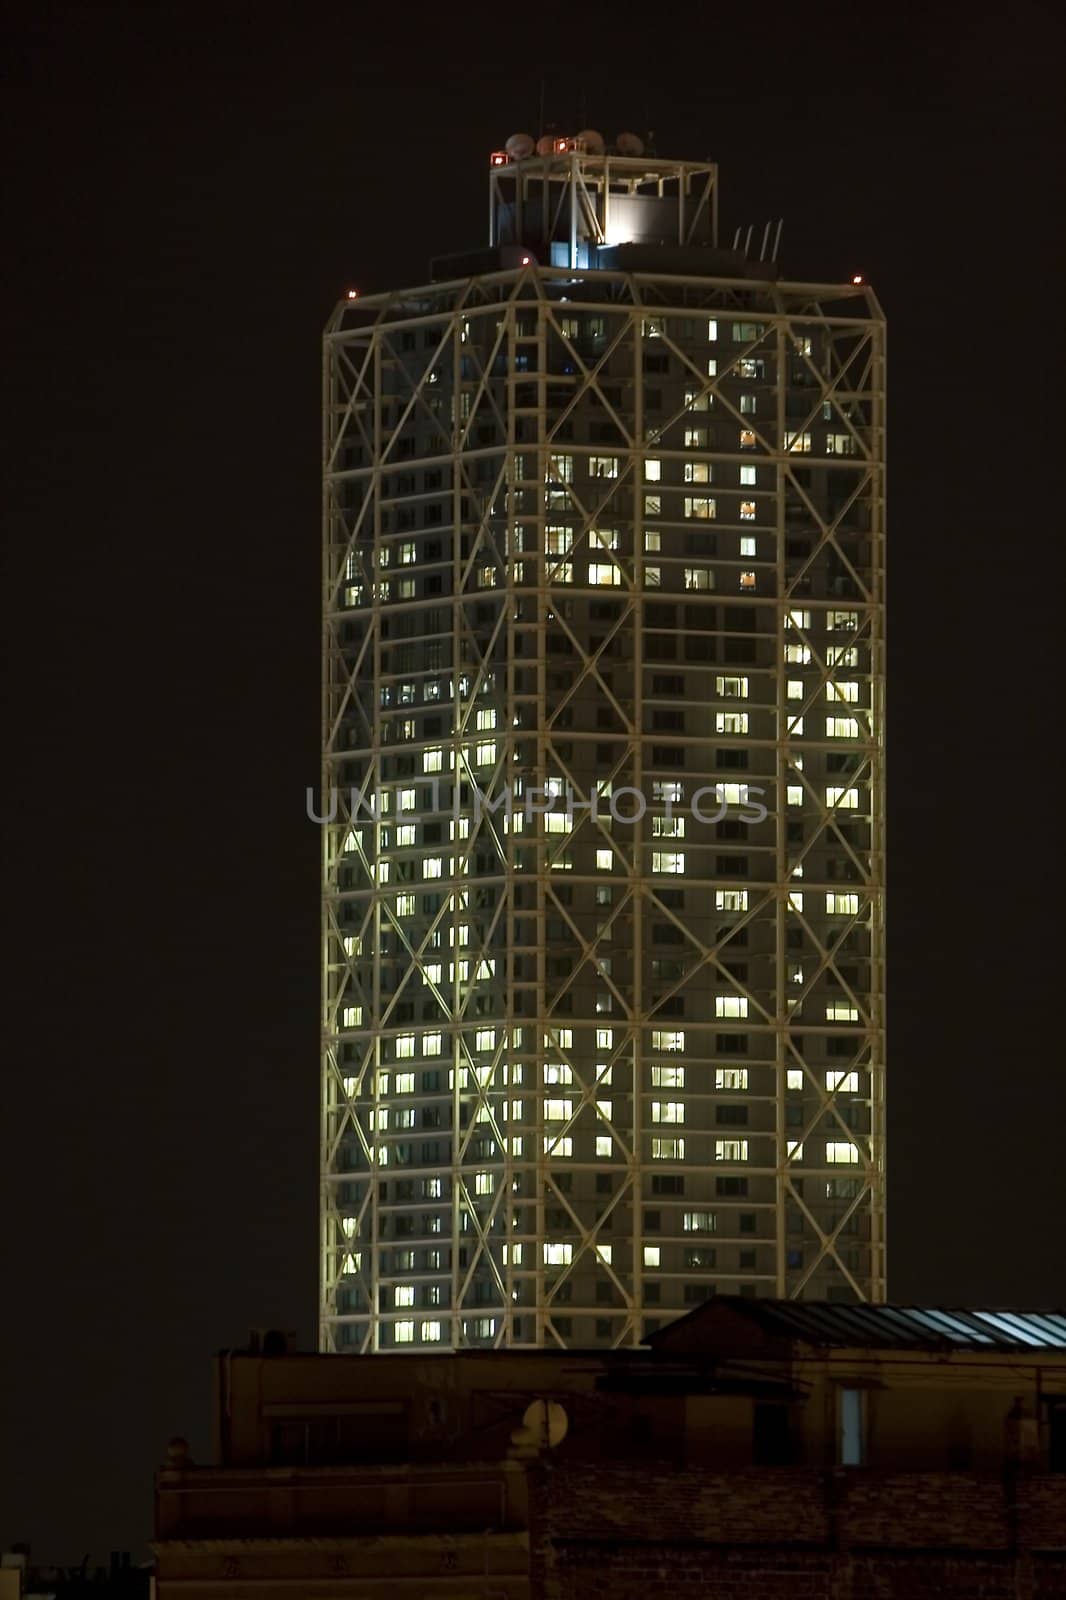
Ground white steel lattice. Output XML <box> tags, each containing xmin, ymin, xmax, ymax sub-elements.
<box><xmin>320</xmin><ymin>259</ymin><xmax>885</xmax><ymax>1354</ymax></box>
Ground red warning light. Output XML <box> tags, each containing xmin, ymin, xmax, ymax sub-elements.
<box><xmin>490</xmin><ymin>151</ymin><xmax>509</xmax><ymax>166</ymax></box>
<box><xmin>852</xmin><ymin>274</ymin><xmax>863</xmax><ymax>284</ymax></box>
<box><xmin>346</xmin><ymin>289</ymin><xmax>359</xmax><ymax>300</ymax></box>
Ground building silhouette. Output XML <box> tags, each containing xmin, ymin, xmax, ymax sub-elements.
<box><xmin>153</xmin><ymin>1304</ymin><xmax>1066</xmax><ymax>1597</ymax></box>
<box><xmin>320</xmin><ymin>131</ymin><xmax>885</xmax><ymax>1353</ymax></box>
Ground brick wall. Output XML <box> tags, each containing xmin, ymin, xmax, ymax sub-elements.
<box><xmin>529</xmin><ymin>1463</ymin><xmax>1066</xmax><ymax>1599</ymax></box>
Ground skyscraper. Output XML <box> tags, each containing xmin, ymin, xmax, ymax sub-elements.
<box><xmin>320</xmin><ymin>133</ymin><xmax>885</xmax><ymax>1353</ymax></box>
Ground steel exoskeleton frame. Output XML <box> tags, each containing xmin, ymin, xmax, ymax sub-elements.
<box><xmin>320</xmin><ymin>263</ymin><xmax>885</xmax><ymax>1354</ymax></box>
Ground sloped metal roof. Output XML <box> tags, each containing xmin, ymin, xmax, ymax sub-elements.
<box><xmin>654</xmin><ymin>1298</ymin><xmax>1066</xmax><ymax>1353</ymax></box>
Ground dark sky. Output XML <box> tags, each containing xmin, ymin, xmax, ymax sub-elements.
<box><xmin>3</xmin><ymin>0</ymin><xmax>1064</xmax><ymax>1565</ymax></box>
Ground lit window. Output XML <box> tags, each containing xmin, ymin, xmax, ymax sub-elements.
<box><xmin>684</xmin><ymin>1211</ymin><xmax>717</xmax><ymax>1232</ymax></box>
<box><xmin>789</xmin><ymin>716</ymin><xmax>804</xmax><ymax>735</ymax></box>
<box><xmin>643</xmin><ymin>1245</ymin><xmax>661</xmax><ymax>1267</ymax></box>
<box><xmin>784</xmin><ymin>431</ymin><xmax>811</xmax><ymax>453</ymax></box>
<box><xmin>395</xmin><ymin>1034</ymin><xmax>415</xmax><ymax>1059</ymax></box>
<box><xmin>685</xmin><ymin>567</ymin><xmax>714</xmax><ymax>591</ymax></box>
<box><xmin>715</xmin><ymin>1139</ymin><xmax>749</xmax><ymax>1161</ymax></box>
<box><xmin>715</xmin><ymin>1068</ymin><xmax>747</xmax><ymax>1090</ymax></box>
<box><xmin>644</xmin><ymin>531</ymin><xmax>661</xmax><ymax>553</ymax></box>
<box><xmin>399</xmin><ymin>542</ymin><xmax>417</xmax><ymax>566</ymax></box>
<box><xmin>828</xmin><ymin>610</ymin><xmax>859</xmax><ymax>632</ymax></box>
<box><xmin>739</xmin><ymin>571</ymin><xmax>756</xmax><ymax>590</ymax></box>
<box><xmin>825</xmin><ymin>787</ymin><xmax>859</xmax><ymax>810</ymax></box>
<box><xmin>397</xmin><ymin>578</ymin><xmax>415</xmax><ymax>600</ymax></box>
<box><xmin>826</xmin><ymin>717</ymin><xmax>859</xmax><ymax>739</ymax></box>
<box><xmin>546</xmin><ymin>526</ymin><xmax>572</xmax><ymax>555</ymax></box>
<box><xmin>652</xmin><ymin>1137</ymin><xmax>685</xmax><ymax>1159</ymax></box>
<box><xmin>642</xmin><ymin>317</ymin><xmax>664</xmax><ymax>338</ymax></box>
<box><xmin>644</xmin><ymin>494</ymin><xmax>661</xmax><ymax>514</ymax></box>
<box><xmin>707</xmin><ymin>357</ymin><xmax>718</xmax><ymax>376</ymax></box>
<box><xmin>787</xmin><ymin>1069</ymin><xmax>804</xmax><ymax>1090</ymax></box>
<box><xmin>652</xmin><ymin>1065</ymin><xmax>685</xmax><ymax>1087</ymax></box>
<box><xmin>395</xmin><ymin>1285</ymin><xmax>414</xmax><ymax>1307</ymax></box>
<box><xmin>590</xmin><ymin>561</ymin><xmax>621</xmax><ymax>586</ymax></box>
<box><xmin>394</xmin><ymin>1321</ymin><xmax>415</xmax><ymax>1344</ymax></box>
<box><xmin>589</xmin><ymin>456</ymin><xmax>619</xmax><ymax>478</ymax></box>
<box><xmin>717</xmin><ymin>675</ymin><xmax>748</xmax><ymax>698</ymax></box>
<box><xmin>421</xmin><ymin>1320</ymin><xmax>442</xmax><ymax>1342</ymax></box>
<box><xmin>740</xmin><ymin>500</ymin><xmax>756</xmax><ymax>521</ymax></box>
<box><xmin>644</xmin><ymin>566</ymin><xmax>661</xmax><ymax>586</ymax></box>
<box><xmin>716</xmin><ymin>995</ymin><xmax>748</xmax><ymax>1018</ymax></box>
<box><xmin>707</xmin><ymin>319</ymin><xmax>718</xmax><ymax>340</ymax></box>
<box><xmin>785</xmin><ymin>642</ymin><xmax>811</xmax><ymax>664</ymax></box>
<box><xmin>652</xmin><ymin>1101</ymin><xmax>685</xmax><ymax>1124</ymax></box>
<box><xmin>591</xmin><ymin>527</ymin><xmax>619</xmax><ymax>551</ymax></box>
<box><xmin>740</xmin><ymin>465</ymin><xmax>757</xmax><ymax>486</ymax></box>
<box><xmin>826</xmin><ymin>1141</ymin><xmax>859</xmax><ymax>1164</ymax></box>
<box><xmin>826</xmin><ymin>1071</ymin><xmax>859</xmax><ymax>1093</ymax></box>
<box><xmin>474</xmin><ymin>1171</ymin><xmax>493</xmax><ymax>1195</ymax></box>
<box><xmin>596</xmin><ymin>1244</ymin><xmax>613</xmax><ymax>1264</ymax></box>
<box><xmin>543</xmin><ymin>1063</ymin><xmax>572</xmax><ymax>1086</ymax></box>
<box><xmin>644</xmin><ymin>458</ymin><xmax>662</xmax><ymax>482</ymax></box>
<box><xmin>716</xmin><ymin>711</ymin><xmax>748</xmax><ymax>735</ymax></box>
<box><xmin>423</xmin><ymin>747</ymin><xmax>444</xmax><ymax>773</ymax></box>
<box><xmin>543</xmin><ymin>1134</ymin><xmax>573</xmax><ymax>1157</ymax></box>
<box><xmin>476</xmin><ymin>708</ymin><xmax>497</xmax><ymax>731</ymax></box>
<box><xmin>788</xmin><ymin>891</ymin><xmax>804</xmax><ymax>912</ymax></box>
<box><xmin>826</xmin><ymin>891</ymin><xmax>860</xmax><ymax>915</ymax></box>
<box><xmin>652</xmin><ymin>851</ymin><xmax>685</xmax><ymax>874</ymax></box>
<box><xmin>740</xmin><ymin>428</ymin><xmax>757</xmax><ymax>449</ymax></box>
<box><xmin>396</xmin><ymin>825</ymin><xmax>415</xmax><ymax>849</ymax></box>
<box><xmin>651</xmin><ymin>814</ymin><xmax>686</xmax><ymax>849</ymax></box>
<box><xmin>787</xmin><ymin>1140</ymin><xmax>804</xmax><ymax>1159</ymax></box>
<box><xmin>828</xmin><ymin>681</ymin><xmax>860</xmax><ymax>704</ymax></box>
<box><xmin>478</xmin><ymin>565</ymin><xmax>497</xmax><ymax>588</ymax></box>
<box><xmin>684</xmin><ymin>428</ymin><xmax>707</xmax><ymax>448</ymax></box>
<box><xmin>732</xmin><ymin>321</ymin><xmax>765</xmax><ymax>342</ymax></box>
<box><xmin>715</xmin><ymin>888</ymin><xmax>748</xmax><ymax>911</ymax></box>
<box><xmin>596</xmin><ymin>848</ymin><xmax>613</xmax><ymax>870</ymax></box>
<box><xmin>787</xmin><ymin>609</ymin><xmax>811</xmax><ymax>630</ymax></box>
<box><xmin>651</xmin><ymin>1029</ymin><xmax>685</xmax><ymax>1051</ymax></box>
<box><xmin>684</xmin><ymin>496</ymin><xmax>716</xmax><ymax>519</ymax></box>
<box><xmin>740</xmin><ymin>536</ymin><xmax>756</xmax><ymax>557</ymax></box>
<box><xmin>341</xmin><ymin>1005</ymin><xmax>362</xmax><ymax>1028</ymax></box>
<box><xmin>475</xmin><ymin>740</ymin><xmax>496</xmax><ymax>766</ymax></box>
<box><xmin>826</xmin><ymin>433</ymin><xmax>857</xmax><ymax>456</ymax></box>
<box><xmin>423</xmin><ymin>857</ymin><xmax>443</xmax><ymax>879</ymax></box>
<box><xmin>826</xmin><ymin>1002</ymin><xmax>859</xmax><ymax>1022</ymax></box>
<box><xmin>740</xmin><ymin>394</ymin><xmax>756</xmax><ymax>415</ymax></box>
<box><xmin>684</xmin><ymin>461</ymin><xmax>712</xmax><ymax>483</ymax></box>
<box><xmin>596</xmin><ymin>1135</ymin><xmax>613</xmax><ymax>1156</ymax></box>
<box><xmin>545</xmin><ymin>1098</ymin><xmax>572</xmax><ymax>1121</ymax></box>
<box><xmin>787</xmin><ymin>681</ymin><xmax>805</xmax><ymax>701</ymax></box>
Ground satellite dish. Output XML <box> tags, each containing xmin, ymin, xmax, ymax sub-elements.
<box><xmin>522</xmin><ymin>1398</ymin><xmax>569</xmax><ymax>1449</ymax></box>
<box><xmin>576</xmin><ymin>128</ymin><xmax>605</xmax><ymax>155</ymax></box>
<box><xmin>535</xmin><ymin>134</ymin><xmax>555</xmax><ymax>157</ymax></box>
<box><xmin>616</xmin><ymin>131</ymin><xmax>645</xmax><ymax>157</ymax></box>
<box><xmin>505</xmin><ymin>132</ymin><xmax>535</xmax><ymax>161</ymax></box>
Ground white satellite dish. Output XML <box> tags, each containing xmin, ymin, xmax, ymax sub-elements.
<box><xmin>522</xmin><ymin>1398</ymin><xmax>569</xmax><ymax>1449</ymax></box>
<box><xmin>505</xmin><ymin>133</ymin><xmax>535</xmax><ymax>161</ymax></box>
<box><xmin>616</xmin><ymin>131</ymin><xmax>645</xmax><ymax>157</ymax></box>
<box><xmin>535</xmin><ymin>134</ymin><xmax>555</xmax><ymax>157</ymax></box>
<box><xmin>576</xmin><ymin>128</ymin><xmax>605</xmax><ymax>155</ymax></box>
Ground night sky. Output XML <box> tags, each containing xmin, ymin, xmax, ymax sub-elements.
<box><xmin>4</xmin><ymin>0</ymin><xmax>1064</xmax><ymax>1564</ymax></box>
